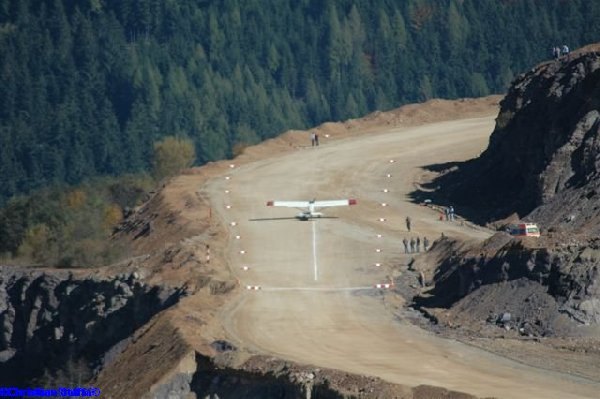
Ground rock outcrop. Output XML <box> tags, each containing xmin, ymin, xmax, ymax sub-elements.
<box><xmin>0</xmin><ymin>266</ymin><xmax>186</xmax><ymax>385</ymax></box>
<box><xmin>428</xmin><ymin>47</ymin><xmax>600</xmax><ymax>229</ymax></box>
<box><xmin>413</xmin><ymin>45</ymin><xmax>600</xmax><ymax>336</ymax></box>
<box><xmin>416</xmin><ymin>235</ymin><xmax>600</xmax><ymax>336</ymax></box>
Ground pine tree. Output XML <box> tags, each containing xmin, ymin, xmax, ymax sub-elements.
<box><xmin>1</xmin><ymin>0</ymin><xmax>600</xmax><ymax>204</ymax></box>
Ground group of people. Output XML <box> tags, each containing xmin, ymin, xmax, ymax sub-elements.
<box><xmin>402</xmin><ymin>236</ymin><xmax>429</xmax><ymax>254</ymax></box>
<box><xmin>552</xmin><ymin>44</ymin><xmax>570</xmax><ymax>60</ymax></box>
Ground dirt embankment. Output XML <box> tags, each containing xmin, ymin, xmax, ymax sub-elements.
<box><xmin>414</xmin><ymin>234</ymin><xmax>600</xmax><ymax>336</ymax></box>
<box><xmin>409</xmin><ymin>234</ymin><xmax>600</xmax><ymax>382</ymax></box>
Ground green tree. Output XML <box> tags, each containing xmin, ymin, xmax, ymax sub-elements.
<box><xmin>392</xmin><ymin>10</ymin><xmax>408</xmax><ymax>50</ymax></box>
<box><xmin>1</xmin><ymin>0</ymin><xmax>600</xmax><ymax>204</ymax></box>
<box><xmin>446</xmin><ymin>1</ymin><xmax>469</xmax><ymax>54</ymax></box>
<box><xmin>419</xmin><ymin>75</ymin><xmax>433</xmax><ymax>101</ymax></box>
<box><xmin>470</xmin><ymin>72</ymin><xmax>489</xmax><ymax>97</ymax></box>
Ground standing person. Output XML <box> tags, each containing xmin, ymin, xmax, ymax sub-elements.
<box><xmin>402</xmin><ymin>238</ymin><xmax>409</xmax><ymax>254</ymax></box>
<box><xmin>445</xmin><ymin>207</ymin><xmax>450</xmax><ymax>221</ymax></box>
<box><xmin>561</xmin><ymin>44</ymin><xmax>570</xmax><ymax>59</ymax></box>
<box><xmin>310</xmin><ymin>131</ymin><xmax>316</xmax><ymax>147</ymax></box>
<box><xmin>449</xmin><ymin>206</ymin><xmax>455</xmax><ymax>221</ymax></box>
<box><xmin>416</xmin><ymin>237</ymin><xmax>421</xmax><ymax>253</ymax></box>
<box><xmin>423</xmin><ymin>236</ymin><xmax>430</xmax><ymax>251</ymax></box>
<box><xmin>406</xmin><ymin>216</ymin><xmax>412</xmax><ymax>232</ymax></box>
<box><xmin>552</xmin><ymin>46</ymin><xmax>560</xmax><ymax>60</ymax></box>
<box><xmin>315</xmin><ymin>132</ymin><xmax>320</xmax><ymax>146</ymax></box>
<box><xmin>410</xmin><ymin>237</ymin><xmax>416</xmax><ymax>253</ymax></box>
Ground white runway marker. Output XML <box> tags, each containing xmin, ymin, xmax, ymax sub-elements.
<box><xmin>381</xmin><ymin>203</ymin><xmax>388</xmax><ymax>207</ymax></box>
<box><xmin>374</xmin><ymin>263</ymin><xmax>381</xmax><ymax>267</ymax></box>
<box><xmin>225</xmin><ymin>190</ymin><xmax>230</xmax><ymax>194</ymax></box>
<box><xmin>386</xmin><ymin>174</ymin><xmax>392</xmax><ymax>178</ymax></box>
<box><xmin>239</xmin><ymin>250</ymin><xmax>246</xmax><ymax>254</ymax></box>
<box><xmin>241</xmin><ymin>266</ymin><xmax>249</xmax><ymax>271</ymax></box>
<box><xmin>376</xmin><ymin>234</ymin><xmax>383</xmax><ymax>238</ymax></box>
<box><xmin>230</xmin><ymin>221</ymin><xmax>237</xmax><ymax>226</ymax></box>
<box><xmin>376</xmin><ymin>248</ymin><xmax>382</xmax><ymax>253</ymax></box>
<box><xmin>389</xmin><ymin>159</ymin><xmax>395</xmax><ymax>163</ymax></box>
<box><xmin>312</xmin><ymin>222</ymin><xmax>318</xmax><ymax>281</ymax></box>
<box><xmin>235</xmin><ymin>235</ymin><xmax>241</xmax><ymax>239</ymax></box>
<box><xmin>225</xmin><ymin>176</ymin><xmax>231</xmax><ymax>180</ymax></box>
<box><xmin>378</xmin><ymin>218</ymin><xmax>387</xmax><ymax>222</ymax></box>
<box><xmin>229</xmin><ymin>164</ymin><xmax>235</xmax><ymax>168</ymax></box>
<box><xmin>226</xmin><ymin>205</ymin><xmax>232</xmax><ymax>209</ymax></box>
<box><xmin>382</xmin><ymin>189</ymin><xmax>389</xmax><ymax>193</ymax></box>
<box><xmin>374</xmin><ymin>283</ymin><xmax>393</xmax><ymax>289</ymax></box>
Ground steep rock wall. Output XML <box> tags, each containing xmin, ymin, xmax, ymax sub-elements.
<box><xmin>0</xmin><ymin>267</ymin><xmax>186</xmax><ymax>385</ymax></box>
<box><xmin>413</xmin><ymin>47</ymin><xmax>600</xmax><ymax>337</ymax></box>
<box><xmin>416</xmin><ymin>236</ymin><xmax>600</xmax><ymax>336</ymax></box>
<box><xmin>432</xmin><ymin>49</ymin><xmax>600</xmax><ymax>227</ymax></box>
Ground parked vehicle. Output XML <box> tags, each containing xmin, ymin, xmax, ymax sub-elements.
<box><xmin>509</xmin><ymin>222</ymin><xmax>540</xmax><ymax>237</ymax></box>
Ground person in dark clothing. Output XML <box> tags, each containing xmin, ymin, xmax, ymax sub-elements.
<box><xmin>423</xmin><ymin>236</ymin><xmax>430</xmax><ymax>251</ymax></box>
<box><xmin>410</xmin><ymin>237</ymin><xmax>416</xmax><ymax>253</ymax></box>
<box><xmin>406</xmin><ymin>216</ymin><xmax>411</xmax><ymax>232</ymax></box>
<box><xmin>416</xmin><ymin>237</ymin><xmax>421</xmax><ymax>252</ymax></box>
<box><xmin>402</xmin><ymin>238</ymin><xmax>409</xmax><ymax>254</ymax></box>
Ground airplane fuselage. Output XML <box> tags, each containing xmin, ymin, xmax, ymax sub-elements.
<box><xmin>296</xmin><ymin>211</ymin><xmax>323</xmax><ymax>220</ymax></box>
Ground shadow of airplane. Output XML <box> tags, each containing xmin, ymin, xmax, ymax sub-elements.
<box><xmin>248</xmin><ymin>216</ymin><xmax>339</xmax><ymax>222</ymax></box>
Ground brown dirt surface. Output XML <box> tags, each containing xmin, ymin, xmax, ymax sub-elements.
<box><xmin>238</xmin><ymin>356</ymin><xmax>482</xmax><ymax>399</ymax></box>
<box><xmin>94</xmin><ymin>313</ymin><xmax>195</xmax><ymax>399</ymax></box>
<box><xmin>97</xmin><ymin>95</ymin><xmax>599</xmax><ymax>398</ymax></box>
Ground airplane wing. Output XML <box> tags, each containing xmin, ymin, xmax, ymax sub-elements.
<box><xmin>266</xmin><ymin>199</ymin><xmax>357</xmax><ymax>208</ymax></box>
<box><xmin>266</xmin><ymin>200</ymin><xmax>311</xmax><ymax>208</ymax></box>
<box><xmin>312</xmin><ymin>199</ymin><xmax>357</xmax><ymax>208</ymax></box>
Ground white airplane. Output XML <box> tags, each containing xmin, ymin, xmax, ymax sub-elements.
<box><xmin>266</xmin><ymin>198</ymin><xmax>357</xmax><ymax>220</ymax></box>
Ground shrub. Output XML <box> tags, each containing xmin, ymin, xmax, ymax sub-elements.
<box><xmin>17</xmin><ymin>223</ymin><xmax>56</xmax><ymax>264</ymax></box>
<box><xmin>152</xmin><ymin>136</ymin><xmax>195</xmax><ymax>180</ymax></box>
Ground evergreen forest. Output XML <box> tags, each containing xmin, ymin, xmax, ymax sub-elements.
<box><xmin>1</xmin><ymin>0</ymin><xmax>600</xmax><ymax>204</ymax></box>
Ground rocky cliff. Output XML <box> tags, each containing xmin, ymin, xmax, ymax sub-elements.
<box><xmin>416</xmin><ymin>235</ymin><xmax>600</xmax><ymax>337</ymax></box>
<box><xmin>429</xmin><ymin>45</ymin><xmax>600</xmax><ymax>230</ymax></box>
<box><xmin>413</xmin><ymin>45</ymin><xmax>600</xmax><ymax>337</ymax></box>
<box><xmin>0</xmin><ymin>267</ymin><xmax>186</xmax><ymax>385</ymax></box>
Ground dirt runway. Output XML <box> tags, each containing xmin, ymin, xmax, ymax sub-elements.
<box><xmin>207</xmin><ymin>116</ymin><xmax>599</xmax><ymax>398</ymax></box>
